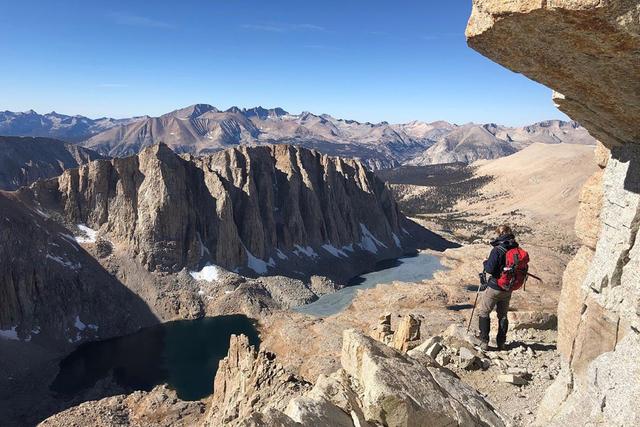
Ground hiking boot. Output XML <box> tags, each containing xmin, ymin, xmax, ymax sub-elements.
<box><xmin>479</xmin><ymin>341</ymin><xmax>490</xmax><ymax>351</ymax></box>
<box><xmin>478</xmin><ymin>316</ymin><xmax>490</xmax><ymax>343</ymax></box>
<box><xmin>496</xmin><ymin>342</ymin><xmax>507</xmax><ymax>351</ymax></box>
<box><xmin>496</xmin><ymin>317</ymin><xmax>509</xmax><ymax>349</ymax></box>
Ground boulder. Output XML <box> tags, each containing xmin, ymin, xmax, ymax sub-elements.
<box><xmin>507</xmin><ymin>311</ymin><xmax>558</xmax><ymax>331</ymax></box>
<box><xmin>203</xmin><ymin>330</ymin><xmax>507</xmax><ymax>426</ymax></box>
<box><xmin>497</xmin><ymin>374</ymin><xmax>527</xmax><ymax>386</ymax></box>
<box><xmin>391</xmin><ymin>314</ymin><xmax>421</xmax><ymax>352</ymax></box>
<box><xmin>458</xmin><ymin>347</ymin><xmax>480</xmax><ymax>370</ymax></box>
<box><xmin>369</xmin><ymin>312</ymin><xmax>394</xmax><ymax>344</ymax></box>
<box><xmin>407</xmin><ymin>335</ymin><xmax>443</xmax><ymax>359</ymax></box>
<box><xmin>341</xmin><ymin>329</ymin><xmax>506</xmax><ymax>426</ymax></box>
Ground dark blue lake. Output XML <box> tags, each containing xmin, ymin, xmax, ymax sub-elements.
<box><xmin>50</xmin><ymin>315</ymin><xmax>259</xmax><ymax>401</ymax></box>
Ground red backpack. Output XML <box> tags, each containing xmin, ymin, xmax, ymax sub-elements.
<box><xmin>497</xmin><ymin>247</ymin><xmax>529</xmax><ymax>291</ymax></box>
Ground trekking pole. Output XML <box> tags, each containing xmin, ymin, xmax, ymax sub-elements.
<box><xmin>526</xmin><ymin>272</ymin><xmax>544</xmax><ymax>283</ymax></box>
<box><xmin>467</xmin><ymin>273</ymin><xmax>486</xmax><ymax>333</ymax></box>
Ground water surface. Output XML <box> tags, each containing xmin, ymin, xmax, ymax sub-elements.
<box><xmin>51</xmin><ymin>315</ymin><xmax>259</xmax><ymax>401</ymax></box>
<box><xmin>296</xmin><ymin>252</ymin><xmax>443</xmax><ymax>317</ymax></box>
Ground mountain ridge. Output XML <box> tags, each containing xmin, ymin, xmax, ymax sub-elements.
<box><xmin>1</xmin><ymin>105</ymin><xmax>597</xmax><ymax>170</ymax></box>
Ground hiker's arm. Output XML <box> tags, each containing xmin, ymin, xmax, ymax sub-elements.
<box><xmin>483</xmin><ymin>248</ymin><xmax>501</xmax><ymax>277</ymax></box>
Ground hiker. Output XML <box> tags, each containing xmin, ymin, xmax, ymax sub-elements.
<box><xmin>477</xmin><ymin>224</ymin><xmax>529</xmax><ymax>350</ymax></box>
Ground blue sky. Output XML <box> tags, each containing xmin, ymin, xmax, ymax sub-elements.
<box><xmin>0</xmin><ymin>1</ymin><xmax>567</xmax><ymax>126</ymax></box>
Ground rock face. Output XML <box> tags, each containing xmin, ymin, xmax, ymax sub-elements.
<box><xmin>0</xmin><ymin>192</ymin><xmax>157</xmax><ymax>350</ymax></box>
<box><xmin>467</xmin><ymin>1</ymin><xmax>639</xmax><ymax>148</ymax></box>
<box><xmin>0</xmin><ymin>143</ymin><xmax>449</xmax><ymax>358</ymax></box>
<box><xmin>467</xmin><ymin>1</ymin><xmax>640</xmax><ymax>425</ymax></box>
<box><xmin>204</xmin><ymin>334</ymin><xmax>312</xmax><ymax>426</ymax></box>
<box><xmin>0</xmin><ymin>136</ymin><xmax>104</xmax><ymax>190</ymax></box>
<box><xmin>22</xmin><ymin>143</ymin><xmax>433</xmax><ymax>279</ymax></box>
<box><xmin>204</xmin><ymin>329</ymin><xmax>507</xmax><ymax>427</ymax></box>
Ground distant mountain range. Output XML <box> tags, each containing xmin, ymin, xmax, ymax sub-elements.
<box><xmin>0</xmin><ymin>110</ymin><xmax>142</xmax><ymax>142</ymax></box>
<box><xmin>0</xmin><ymin>105</ymin><xmax>596</xmax><ymax>169</ymax></box>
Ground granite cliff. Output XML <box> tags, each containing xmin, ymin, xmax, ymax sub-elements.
<box><xmin>467</xmin><ymin>1</ymin><xmax>640</xmax><ymax>425</ymax></box>
<box><xmin>23</xmin><ymin>143</ymin><xmax>436</xmax><ymax>278</ymax></box>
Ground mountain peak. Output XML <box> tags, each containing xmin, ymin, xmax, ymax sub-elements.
<box><xmin>167</xmin><ymin>104</ymin><xmax>218</xmax><ymax>119</ymax></box>
<box><xmin>242</xmin><ymin>106</ymin><xmax>289</xmax><ymax>119</ymax></box>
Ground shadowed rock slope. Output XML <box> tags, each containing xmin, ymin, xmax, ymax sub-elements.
<box><xmin>0</xmin><ymin>136</ymin><xmax>105</xmax><ymax>190</ymax></box>
<box><xmin>467</xmin><ymin>1</ymin><xmax>640</xmax><ymax>425</ymax></box>
<box><xmin>0</xmin><ymin>191</ymin><xmax>157</xmax><ymax>351</ymax></box>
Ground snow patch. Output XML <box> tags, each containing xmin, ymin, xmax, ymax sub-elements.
<box><xmin>196</xmin><ymin>233</ymin><xmax>211</xmax><ymax>258</ymax></box>
<box><xmin>392</xmin><ymin>233</ymin><xmax>401</xmax><ymax>248</ymax></box>
<box><xmin>359</xmin><ymin>224</ymin><xmax>387</xmax><ymax>254</ymax></box>
<box><xmin>76</xmin><ymin>224</ymin><xmax>98</xmax><ymax>243</ymax></box>
<box><xmin>190</xmin><ymin>264</ymin><xmax>221</xmax><ymax>282</ymax></box>
<box><xmin>46</xmin><ymin>254</ymin><xmax>81</xmax><ymax>270</ymax></box>
<box><xmin>321</xmin><ymin>244</ymin><xmax>348</xmax><ymax>258</ymax></box>
<box><xmin>276</xmin><ymin>249</ymin><xmax>288</xmax><ymax>260</ymax></box>
<box><xmin>74</xmin><ymin>316</ymin><xmax>86</xmax><ymax>331</ymax></box>
<box><xmin>293</xmin><ymin>245</ymin><xmax>319</xmax><ymax>258</ymax></box>
<box><xmin>342</xmin><ymin>244</ymin><xmax>355</xmax><ymax>252</ymax></box>
<box><xmin>35</xmin><ymin>208</ymin><xmax>50</xmax><ymax>218</ymax></box>
<box><xmin>59</xmin><ymin>233</ymin><xmax>80</xmax><ymax>251</ymax></box>
<box><xmin>246</xmin><ymin>249</ymin><xmax>271</xmax><ymax>274</ymax></box>
<box><xmin>0</xmin><ymin>326</ymin><xmax>19</xmax><ymax>341</ymax></box>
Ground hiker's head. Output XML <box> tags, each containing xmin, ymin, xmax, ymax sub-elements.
<box><xmin>495</xmin><ymin>224</ymin><xmax>513</xmax><ymax>237</ymax></box>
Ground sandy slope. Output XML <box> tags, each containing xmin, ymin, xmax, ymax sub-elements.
<box><xmin>468</xmin><ymin>142</ymin><xmax>597</xmax><ymax>229</ymax></box>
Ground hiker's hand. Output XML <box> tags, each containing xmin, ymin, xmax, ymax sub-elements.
<box><xmin>479</xmin><ymin>282</ymin><xmax>487</xmax><ymax>291</ymax></box>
